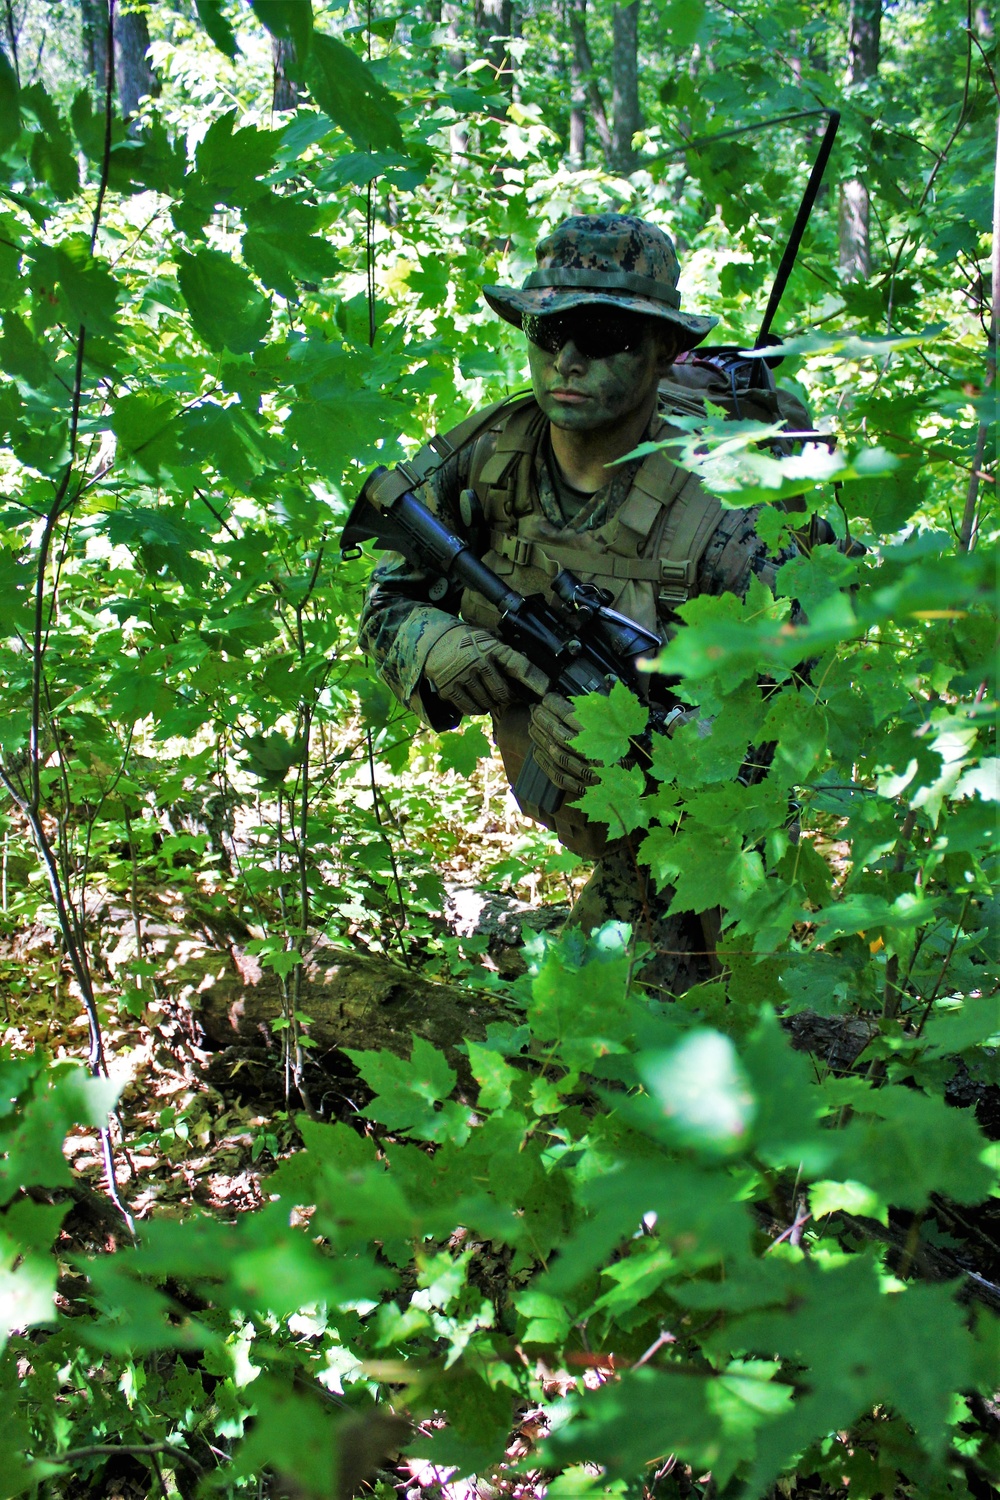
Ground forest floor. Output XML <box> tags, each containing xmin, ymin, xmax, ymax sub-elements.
<box><xmin>3</xmin><ymin>754</ymin><xmax>995</xmax><ymax>1500</ymax></box>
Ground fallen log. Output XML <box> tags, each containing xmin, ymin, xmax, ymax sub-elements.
<box><xmin>195</xmin><ymin>945</ymin><xmax>515</xmax><ymax>1066</ymax></box>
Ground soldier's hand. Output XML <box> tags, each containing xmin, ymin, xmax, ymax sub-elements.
<box><xmin>528</xmin><ymin>692</ymin><xmax>598</xmax><ymax>798</ymax></box>
<box><xmin>424</xmin><ymin>625</ymin><xmax>548</xmax><ymax>716</ymax></box>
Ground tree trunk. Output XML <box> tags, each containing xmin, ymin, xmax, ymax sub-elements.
<box><xmin>271</xmin><ymin>36</ymin><xmax>301</xmax><ymax>111</ymax></box>
<box><xmin>565</xmin><ymin>0</ymin><xmax>586</xmax><ymax>165</ymax></box>
<box><xmin>610</xmin><ymin>0</ymin><xmax>641</xmax><ymax>176</ymax></box>
<box><xmin>567</xmin><ymin>0</ymin><xmax>611</xmax><ymax>161</ymax></box>
<box><xmin>81</xmin><ymin>1</ymin><xmax>159</xmax><ymax>119</ymax></box>
<box><xmin>424</xmin><ymin>0</ymin><xmax>443</xmax><ymax>82</ymax></box>
<box><xmin>114</xmin><ymin>5</ymin><xmax>158</xmax><ymax>118</ymax></box>
<box><xmin>443</xmin><ymin>1</ymin><xmax>469</xmax><ymax>164</ymax></box>
<box><xmin>81</xmin><ymin>0</ymin><xmax>109</xmax><ymax>95</ymax></box>
<box><xmin>474</xmin><ymin>0</ymin><xmax>513</xmax><ymax>102</ymax></box>
<box><xmin>839</xmin><ymin>0</ymin><xmax>881</xmax><ymax>281</ymax></box>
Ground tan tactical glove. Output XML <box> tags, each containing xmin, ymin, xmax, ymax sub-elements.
<box><xmin>528</xmin><ymin>692</ymin><xmax>599</xmax><ymax>798</ymax></box>
<box><xmin>424</xmin><ymin>625</ymin><xmax>548</xmax><ymax>716</ymax></box>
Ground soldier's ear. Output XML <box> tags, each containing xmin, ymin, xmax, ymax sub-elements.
<box><xmin>654</xmin><ymin>327</ymin><xmax>681</xmax><ymax>376</ymax></box>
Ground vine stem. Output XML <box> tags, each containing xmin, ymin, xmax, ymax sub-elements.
<box><xmin>366</xmin><ymin>728</ymin><xmax>411</xmax><ymax>966</ymax></box>
<box><xmin>911</xmin><ymin>895</ymin><xmax>973</xmax><ymax>1040</ymax></box>
<box><xmin>2</xmin><ymin>0</ymin><xmax>133</xmax><ymax>1231</ymax></box>
<box><xmin>880</xmin><ymin>808</ymin><xmax>918</xmax><ymax>1025</ymax></box>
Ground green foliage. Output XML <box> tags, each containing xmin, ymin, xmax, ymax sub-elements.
<box><xmin>0</xmin><ymin>0</ymin><xmax>995</xmax><ymax>1495</ymax></box>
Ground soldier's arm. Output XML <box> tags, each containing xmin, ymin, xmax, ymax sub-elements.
<box><xmin>357</xmin><ymin>451</ymin><xmax>469</xmax><ymax>730</ymax></box>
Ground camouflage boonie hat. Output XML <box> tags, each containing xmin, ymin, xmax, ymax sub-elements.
<box><xmin>483</xmin><ymin>213</ymin><xmax>717</xmax><ymax>351</ymax></box>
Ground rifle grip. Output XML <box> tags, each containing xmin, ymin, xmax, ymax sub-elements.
<box><xmin>514</xmin><ymin>747</ymin><xmax>564</xmax><ymax>817</ymax></box>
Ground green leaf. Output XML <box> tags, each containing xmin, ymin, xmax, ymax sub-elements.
<box><xmin>515</xmin><ymin>1287</ymin><xmax>571</xmax><ymax>1345</ymax></box>
<box><xmin>638</xmin><ymin>823</ymin><xmax>764</xmax><ymax>914</ymax></box>
<box><xmin>268</xmin><ymin>1117</ymin><xmax>377</xmax><ymax>1202</ymax></box>
<box><xmin>111</xmin><ymin>391</ymin><xmax>180</xmax><ymax>479</ymax></box>
<box><xmin>305</xmin><ymin>32</ymin><xmax>403</xmax><ymax>153</ymax></box>
<box><xmin>840</xmin><ymin>456</ymin><xmax>927</xmax><ymax>534</ymax></box>
<box><xmin>760</xmin><ymin>691</ymin><xmax>828</xmax><ymax>788</ymax></box>
<box><xmin>195</xmin><ymin>111</ymin><xmax>279</xmax><ymax>206</ymax></box>
<box><xmin>571</xmin><ymin>680</ymin><xmax>648</xmax><ymax>765</ymax></box>
<box><xmin>0</xmin><ymin>1065</ymin><xmax>119</xmax><ymax>1206</ymax></box>
<box><xmin>528</xmin><ymin>929</ymin><xmax>635</xmax><ymax>1066</ymax></box>
<box><xmin>177</xmin><ymin>401</ymin><xmax>271</xmax><ymax>488</ymax></box>
<box><xmin>29</xmin><ymin>238</ymin><xmax>119</xmax><ymax>336</ymax></box>
<box><xmin>0</xmin><ymin>231</ymin><xmax>19</xmax><ymax>312</ymax></box>
<box><xmin>466</xmin><ymin>1041</ymin><xmax>519</xmax><ymax>1111</ymax></box>
<box><xmin>177</xmin><ymin>248</ymin><xmax>270</xmax><ymax>354</ymax></box>
<box><xmin>242</xmin><ymin>193</ymin><xmax>342</xmax><ymax>296</ymax></box>
<box><xmin>232</xmin><ymin>1375</ymin><xmax>338</xmax><ymax>1498</ymax></box>
<box><xmin>69</xmin><ymin>90</ymin><xmax>107</xmax><ymax>160</ymax></box>
<box><xmin>345</xmin><ymin>1038</ymin><xmax>472</xmax><ymax>1144</ymax></box>
<box><xmin>663</xmin><ymin>0</ymin><xmax>706</xmax><ymax>46</ymax></box>
<box><xmin>831</xmin><ymin>1084</ymin><xmax>995</xmax><ymax>1209</ymax></box>
<box><xmin>0</xmin><ymin>1198</ymin><xmax>67</xmax><ymax>1350</ymax></box>
<box><xmin>0</xmin><ymin>548</ymin><xmax>31</xmax><ymax>633</ymax></box>
<box><xmin>250</xmin><ymin>0</ymin><xmax>314</xmax><ymax>56</ymax></box>
<box><xmin>410</xmin><ymin>1371</ymin><xmax>512</xmax><ymax>1473</ymax></box>
<box><xmin>436</xmin><ymin>722</ymin><xmax>491</xmax><ymax>776</ymax></box>
<box><xmin>284</xmin><ymin>385</ymin><xmax>404</xmax><ymax>474</ymax></box>
<box><xmin>636</xmin><ymin>1030</ymin><xmax>756</xmax><ymax>1156</ymax></box>
<box><xmin>545</xmin><ymin>1157</ymin><xmax>750</xmax><ymax>1294</ymax></box>
<box><xmin>544</xmin><ymin>1366</ymin><xmax>725</xmax><ymax>1477</ymax></box>
<box><xmin>740</xmin><ymin>1010</ymin><xmax>836</xmax><ymax>1174</ymax></box>
<box><xmin>733</xmin><ymin>1258</ymin><xmax>974</xmax><ymax>1494</ymax></box>
<box><xmin>576</xmin><ymin>763</ymin><xmax>649</xmax><ymax>837</ymax></box>
<box><xmin>22</xmin><ymin>85</ymin><xmax>79</xmax><ymax>198</ymax></box>
<box><xmin>195</xmin><ymin>0</ymin><xmax>240</xmax><ymax>57</ymax></box>
<box><xmin>921</xmin><ymin>997</ymin><xmax>1000</xmax><ymax>1056</ymax></box>
<box><xmin>777</xmin><ymin>951</ymin><xmax>867</xmax><ymax>1017</ymax></box>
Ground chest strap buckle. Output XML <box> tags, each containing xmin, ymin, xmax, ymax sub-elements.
<box><xmin>497</xmin><ymin>535</ymin><xmax>534</xmax><ymax>567</ymax></box>
<box><xmin>659</xmin><ymin>557</ymin><xmax>695</xmax><ymax>605</ymax></box>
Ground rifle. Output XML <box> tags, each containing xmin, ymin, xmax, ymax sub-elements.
<box><xmin>341</xmin><ymin>466</ymin><xmax>678</xmax><ymax>816</ymax></box>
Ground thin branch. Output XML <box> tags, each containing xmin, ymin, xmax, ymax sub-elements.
<box><xmin>4</xmin><ymin>0</ymin><xmax>18</xmax><ymax>85</ymax></box>
<box><xmin>959</xmin><ymin>100</ymin><xmax>999</xmax><ymax>552</ymax></box>
<box><xmin>42</xmin><ymin>1443</ymin><xmax>204</xmax><ymax>1477</ymax></box>
<box><xmin>366</xmin><ymin>727</ymin><xmax>411</xmax><ymax>967</ymax></box>
<box><xmin>885</xmin><ymin>0</ymin><xmax>975</xmax><ymax>336</ymax></box>
<box><xmin>90</xmin><ymin>0</ymin><xmax>116</xmax><ymax>253</ymax></box>
<box><xmin>968</xmin><ymin>25</ymin><xmax>1000</xmax><ymax>104</ymax></box>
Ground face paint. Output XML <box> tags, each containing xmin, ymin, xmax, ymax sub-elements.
<box><xmin>526</xmin><ymin>323</ymin><xmax>665</xmax><ymax>433</ymax></box>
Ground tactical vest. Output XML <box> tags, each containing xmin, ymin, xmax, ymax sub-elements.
<box><xmin>417</xmin><ymin>395</ymin><xmax>720</xmax><ymax>856</ymax></box>
<box><xmin>457</xmin><ymin>397</ymin><xmax>723</xmax><ymax>635</ymax></box>
<box><xmin>413</xmin><ymin>364</ymin><xmax>810</xmax><ymax>857</ymax></box>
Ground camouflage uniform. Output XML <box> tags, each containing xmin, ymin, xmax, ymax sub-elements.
<box><xmin>359</xmin><ymin>214</ymin><xmax>799</xmax><ymax>995</ymax></box>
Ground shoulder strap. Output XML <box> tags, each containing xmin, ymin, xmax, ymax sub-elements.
<box><xmin>470</xmin><ymin>397</ymin><xmax>544</xmax><ymax>520</ymax></box>
<box><xmin>410</xmin><ymin>391</ymin><xmax>534</xmax><ymax>484</ymax></box>
<box><xmin>368</xmin><ymin>391</ymin><xmax>535</xmax><ymax>512</ymax></box>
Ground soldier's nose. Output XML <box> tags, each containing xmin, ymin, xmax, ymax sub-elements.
<box><xmin>555</xmin><ymin>340</ymin><xmax>587</xmax><ymax>373</ymax></box>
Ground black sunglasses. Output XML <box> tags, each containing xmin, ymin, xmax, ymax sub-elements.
<box><xmin>522</xmin><ymin>308</ymin><xmax>651</xmax><ymax>360</ymax></box>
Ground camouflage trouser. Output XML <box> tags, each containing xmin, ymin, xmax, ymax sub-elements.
<box><xmin>566</xmin><ymin>842</ymin><xmax>717</xmax><ymax>997</ymax></box>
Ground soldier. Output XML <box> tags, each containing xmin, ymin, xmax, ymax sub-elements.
<box><xmin>359</xmin><ymin>213</ymin><xmax>799</xmax><ymax>994</ymax></box>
